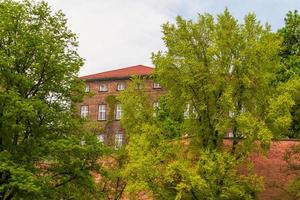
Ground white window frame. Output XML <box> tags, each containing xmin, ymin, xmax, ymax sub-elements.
<box><xmin>153</xmin><ymin>102</ymin><xmax>160</xmax><ymax>117</ymax></box>
<box><xmin>99</xmin><ymin>83</ymin><xmax>108</xmax><ymax>92</ymax></box>
<box><xmin>80</xmin><ymin>105</ymin><xmax>89</xmax><ymax>118</ymax></box>
<box><xmin>228</xmin><ymin>131</ymin><xmax>234</xmax><ymax>138</ymax></box>
<box><xmin>98</xmin><ymin>134</ymin><xmax>105</xmax><ymax>143</ymax></box>
<box><xmin>153</xmin><ymin>82</ymin><xmax>161</xmax><ymax>89</ymax></box>
<box><xmin>153</xmin><ymin>102</ymin><xmax>160</xmax><ymax>109</ymax></box>
<box><xmin>241</xmin><ymin>105</ymin><xmax>246</xmax><ymax>113</ymax></box>
<box><xmin>85</xmin><ymin>84</ymin><xmax>90</xmax><ymax>92</ymax></box>
<box><xmin>98</xmin><ymin>104</ymin><xmax>106</xmax><ymax>121</ymax></box>
<box><xmin>115</xmin><ymin>133</ymin><xmax>123</xmax><ymax>149</ymax></box>
<box><xmin>229</xmin><ymin>111</ymin><xmax>235</xmax><ymax>118</ymax></box>
<box><xmin>229</xmin><ymin>64</ymin><xmax>234</xmax><ymax>74</ymax></box>
<box><xmin>117</xmin><ymin>82</ymin><xmax>125</xmax><ymax>91</ymax></box>
<box><xmin>115</xmin><ymin>104</ymin><xmax>122</xmax><ymax>120</ymax></box>
<box><xmin>192</xmin><ymin>106</ymin><xmax>198</xmax><ymax>118</ymax></box>
<box><xmin>184</xmin><ymin>104</ymin><xmax>190</xmax><ymax>119</ymax></box>
<box><xmin>184</xmin><ymin>103</ymin><xmax>198</xmax><ymax>119</ymax></box>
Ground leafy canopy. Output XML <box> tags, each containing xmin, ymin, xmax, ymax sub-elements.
<box><xmin>153</xmin><ymin>9</ymin><xmax>284</xmax><ymax>151</ymax></box>
<box><xmin>118</xmin><ymin>9</ymin><xmax>299</xmax><ymax>199</ymax></box>
<box><xmin>0</xmin><ymin>0</ymin><xmax>106</xmax><ymax>199</ymax></box>
<box><xmin>277</xmin><ymin>10</ymin><xmax>300</xmax><ymax>138</ymax></box>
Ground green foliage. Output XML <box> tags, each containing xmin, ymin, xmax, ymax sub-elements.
<box><xmin>167</xmin><ymin>151</ymin><xmax>263</xmax><ymax>200</ymax></box>
<box><xmin>117</xmin><ymin>9</ymin><xmax>300</xmax><ymax>199</ymax></box>
<box><xmin>155</xmin><ymin>96</ymin><xmax>184</xmax><ymax>139</ymax></box>
<box><xmin>153</xmin><ymin>9</ymin><xmax>282</xmax><ymax>152</ymax></box>
<box><xmin>119</xmin><ymin>77</ymin><xmax>153</xmax><ymax>139</ymax></box>
<box><xmin>119</xmin><ymin>77</ymin><xmax>263</xmax><ymax>199</ymax></box>
<box><xmin>267</xmin><ymin>79</ymin><xmax>300</xmax><ymax>138</ymax></box>
<box><xmin>0</xmin><ymin>152</ymin><xmax>41</xmax><ymax>199</ymax></box>
<box><xmin>122</xmin><ymin>123</ymin><xmax>177</xmax><ymax>198</ymax></box>
<box><xmin>105</xmin><ymin>95</ymin><xmax>117</xmax><ymax>122</ymax></box>
<box><xmin>279</xmin><ymin>9</ymin><xmax>300</xmax><ymax>73</ymax></box>
<box><xmin>0</xmin><ymin>0</ymin><xmax>106</xmax><ymax>199</ymax></box>
<box><xmin>277</xmin><ymin>10</ymin><xmax>300</xmax><ymax>138</ymax></box>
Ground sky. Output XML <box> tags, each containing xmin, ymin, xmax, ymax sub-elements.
<box><xmin>46</xmin><ymin>0</ymin><xmax>300</xmax><ymax>76</ymax></box>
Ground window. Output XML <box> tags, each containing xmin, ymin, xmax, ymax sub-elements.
<box><xmin>115</xmin><ymin>133</ymin><xmax>123</xmax><ymax>149</ymax></box>
<box><xmin>117</xmin><ymin>82</ymin><xmax>125</xmax><ymax>91</ymax></box>
<box><xmin>153</xmin><ymin>102</ymin><xmax>160</xmax><ymax>109</ymax></box>
<box><xmin>184</xmin><ymin>104</ymin><xmax>190</xmax><ymax>118</ymax></box>
<box><xmin>153</xmin><ymin>82</ymin><xmax>161</xmax><ymax>89</ymax></box>
<box><xmin>229</xmin><ymin>64</ymin><xmax>234</xmax><ymax>74</ymax></box>
<box><xmin>85</xmin><ymin>84</ymin><xmax>90</xmax><ymax>92</ymax></box>
<box><xmin>153</xmin><ymin>102</ymin><xmax>160</xmax><ymax>117</ymax></box>
<box><xmin>115</xmin><ymin>104</ymin><xmax>122</xmax><ymax>120</ymax></box>
<box><xmin>80</xmin><ymin>105</ymin><xmax>89</xmax><ymax>118</ymax></box>
<box><xmin>99</xmin><ymin>84</ymin><xmax>108</xmax><ymax>92</ymax></box>
<box><xmin>229</xmin><ymin>111</ymin><xmax>235</xmax><ymax>118</ymax></box>
<box><xmin>98</xmin><ymin>134</ymin><xmax>105</xmax><ymax>143</ymax></box>
<box><xmin>192</xmin><ymin>106</ymin><xmax>198</xmax><ymax>118</ymax></box>
<box><xmin>241</xmin><ymin>105</ymin><xmax>246</xmax><ymax>113</ymax></box>
<box><xmin>98</xmin><ymin>104</ymin><xmax>106</xmax><ymax>120</ymax></box>
<box><xmin>184</xmin><ymin>104</ymin><xmax>198</xmax><ymax>119</ymax></box>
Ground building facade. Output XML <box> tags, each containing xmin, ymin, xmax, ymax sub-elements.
<box><xmin>79</xmin><ymin>65</ymin><xmax>300</xmax><ymax>200</ymax></box>
<box><xmin>79</xmin><ymin>65</ymin><xmax>164</xmax><ymax>147</ymax></box>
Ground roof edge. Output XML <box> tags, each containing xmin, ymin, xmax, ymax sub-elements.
<box><xmin>79</xmin><ymin>65</ymin><xmax>154</xmax><ymax>79</ymax></box>
<box><xmin>81</xmin><ymin>74</ymin><xmax>152</xmax><ymax>81</ymax></box>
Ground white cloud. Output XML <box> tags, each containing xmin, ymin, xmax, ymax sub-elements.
<box><xmin>46</xmin><ymin>0</ymin><xmax>299</xmax><ymax>76</ymax></box>
<box><xmin>47</xmin><ymin>0</ymin><xmax>180</xmax><ymax>75</ymax></box>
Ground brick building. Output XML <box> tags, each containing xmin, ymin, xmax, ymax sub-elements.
<box><xmin>79</xmin><ymin>65</ymin><xmax>164</xmax><ymax>147</ymax></box>
<box><xmin>79</xmin><ymin>64</ymin><xmax>300</xmax><ymax>200</ymax></box>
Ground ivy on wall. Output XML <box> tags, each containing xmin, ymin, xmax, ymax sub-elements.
<box><xmin>105</xmin><ymin>95</ymin><xmax>117</xmax><ymax>122</ymax></box>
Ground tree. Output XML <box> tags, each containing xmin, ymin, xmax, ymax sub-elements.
<box><xmin>0</xmin><ymin>1</ymin><xmax>106</xmax><ymax>199</ymax></box>
<box><xmin>277</xmin><ymin>10</ymin><xmax>300</xmax><ymax>97</ymax></box>
<box><xmin>118</xmin><ymin>10</ymin><xmax>294</xmax><ymax>199</ymax></box>
<box><xmin>277</xmin><ymin>10</ymin><xmax>300</xmax><ymax>138</ymax></box>
<box><xmin>119</xmin><ymin>78</ymin><xmax>263</xmax><ymax>199</ymax></box>
<box><xmin>153</xmin><ymin>9</ymin><xmax>284</xmax><ymax>153</ymax></box>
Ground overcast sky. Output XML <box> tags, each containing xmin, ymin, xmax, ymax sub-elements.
<box><xmin>46</xmin><ymin>0</ymin><xmax>299</xmax><ymax>76</ymax></box>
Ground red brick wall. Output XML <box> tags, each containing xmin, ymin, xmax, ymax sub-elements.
<box><xmin>249</xmin><ymin>140</ymin><xmax>300</xmax><ymax>200</ymax></box>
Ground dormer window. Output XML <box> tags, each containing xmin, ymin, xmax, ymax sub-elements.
<box><xmin>117</xmin><ymin>82</ymin><xmax>125</xmax><ymax>91</ymax></box>
<box><xmin>85</xmin><ymin>83</ymin><xmax>90</xmax><ymax>92</ymax></box>
<box><xmin>153</xmin><ymin>82</ymin><xmax>161</xmax><ymax>89</ymax></box>
<box><xmin>99</xmin><ymin>84</ymin><xmax>108</xmax><ymax>92</ymax></box>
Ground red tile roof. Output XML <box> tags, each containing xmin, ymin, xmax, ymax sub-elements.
<box><xmin>80</xmin><ymin>65</ymin><xmax>154</xmax><ymax>80</ymax></box>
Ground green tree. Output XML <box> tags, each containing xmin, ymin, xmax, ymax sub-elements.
<box><xmin>118</xmin><ymin>10</ymin><xmax>294</xmax><ymax>199</ymax></box>
<box><xmin>120</xmin><ymin>78</ymin><xmax>263</xmax><ymax>199</ymax></box>
<box><xmin>278</xmin><ymin>10</ymin><xmax>300</xmax><ymax>65</ymax></box>
<box><xmin>0</xmin><ymin>0</ymin><xmax>106</xmax><ymax>199</ymax></box>
<box><xmin>153</xmin><ymin>9</ymin><xmax>283</xmax><ymax>153</ymax></box>
<box><xmin>277</xmin><ymin>10</ymin><xmax>300</xmax><ymax>138</ymax></box>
